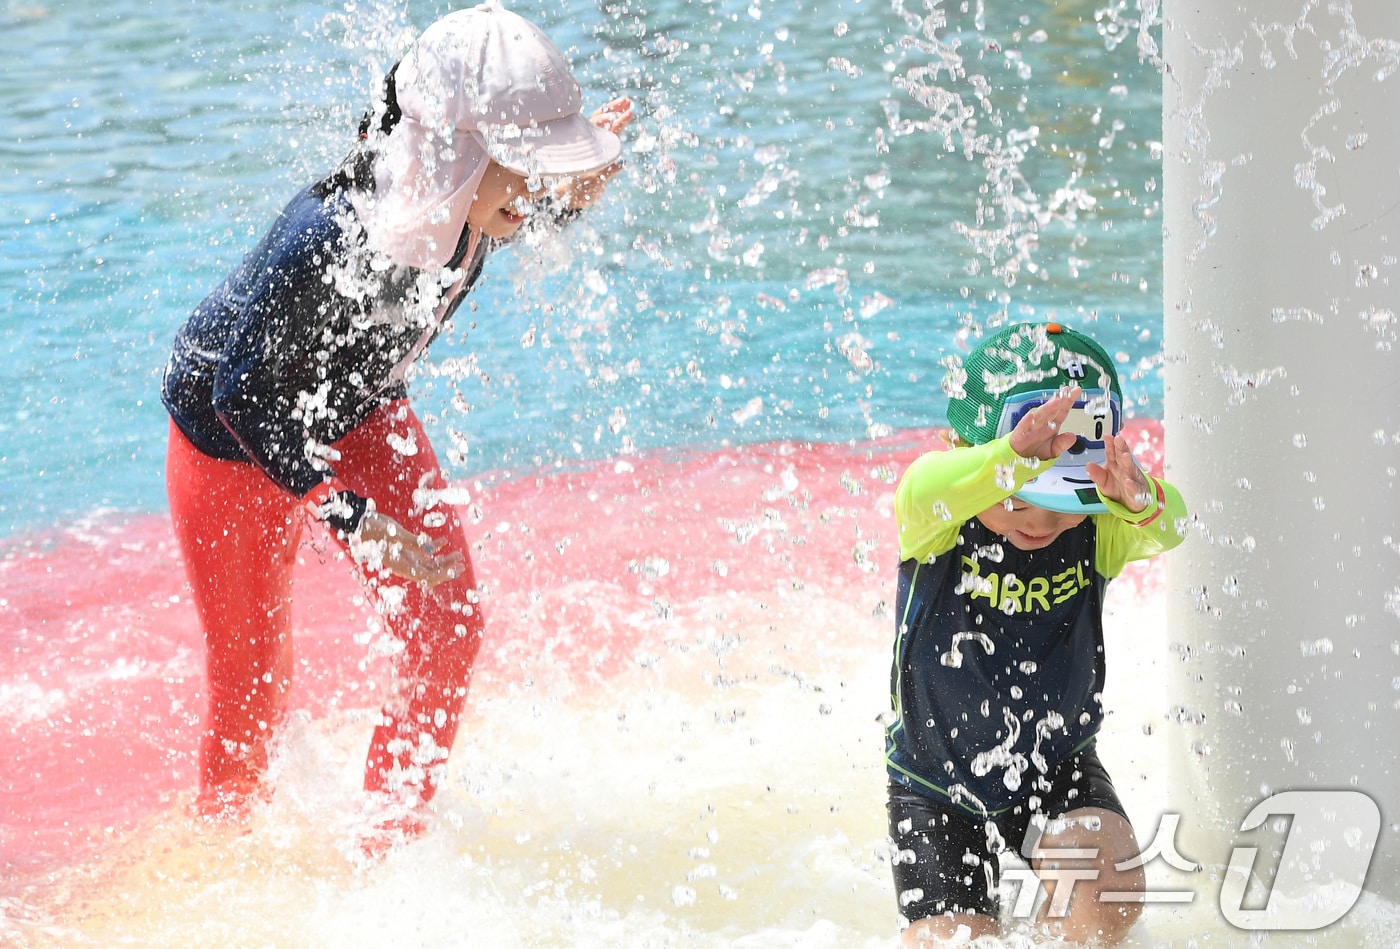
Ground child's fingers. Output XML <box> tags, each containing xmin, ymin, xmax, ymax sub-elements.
<box><xmin>591</xmin><ymin>161</ymin><xmax>624</xmax><ymax>184</ymax></box>
<box><xmin>1027</xmin><ymin>392</ymin><xmax>1073</xmax><ymax>431</ymax></box>
<box><xmin>1098</xmin><ymin>434</ymin><xmax>1122</xmax><ymax>475</ymax></box>
<box><xmin>1094</xmin><ymin>435</ymin><xmax>1151</xmax><ymax>511</ymax></box>
<box><xmin>402</xmin><ymin>544</ymin><xmax>465</xmax><ymax>587</ymax></box>
<box><xmin>1032</xmin><ymin>392</ymin><xmax>1077</xmax><ymax>433</ymax></box>
<box><xmin>1037</xmin><ymin>386</ymin><xmax>1082</xmax><ymax>431</ymax></box>
<box><xmin>554</xmin><ymin>161</ymin><xmax>625</xmax><ymax>209</ymax></box>
<box><xmin>423</xmin><ymin>550</ymin><xmax>466</xmax><ymax>587</ymax></box>
<box><xmin>1049</xmin><ymin>430</ymin><xmax>1079</xmax><ymax>457</ymax></box>
<box><xmin>1086</xmin><ymin>460</ymin><xmax>1130</xmax><ymax>507</ymax></box>
<box><xmin>591</xmin><ymin>97</ymin><xmax>635</xmax><ymax>133</ymax></box>
<box><xmin>560</xmin><ymin>172</ymin><xmax>600</xmax><ymax>202</ymax></box>
<box><xmin>1104</xmin><ymin>431</ymin><xmax>1130</xmax><ymax>468</ymax></box>
<box><xmin>1112</xmin><ymin>436</ymin><xmax>1146</xmax><ymax>485</ymax></box>
<box><xmin>1010</xmin><ymin>396</ymin><xmax>1079</xmax><ymax>459</ymax></box>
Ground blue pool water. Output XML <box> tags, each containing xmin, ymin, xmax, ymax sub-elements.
<box><xmin>0</xmin><ymin>0</ymin><xmax>1164</xmax><ymax>537</ymax></box>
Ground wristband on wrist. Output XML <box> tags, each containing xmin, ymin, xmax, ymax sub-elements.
<box><xmin>1130</xmin><ymin>477</ymin><xmax>1167</xmax><ymax>529</ymax></box>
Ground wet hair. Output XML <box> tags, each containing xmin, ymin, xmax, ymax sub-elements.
<box><xmin>357</xmin><ymin>62</ymin><xmax>404</xmax><ymax>141</ymax></box>
<box><xmin>315</xmin><ymin>62</ymin><xmax>403</xmax><ymax>197</ymax></box>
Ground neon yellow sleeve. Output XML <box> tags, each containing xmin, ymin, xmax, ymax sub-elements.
<box><xmin>894</xmin><ymin>436</ymin><xmax>1054</xmax><ymax>562</ymax></box>
<box><xmin>1093</xmin><ymin>475</ymin><xmax>1189</xmax><ymax>577</ymax></box>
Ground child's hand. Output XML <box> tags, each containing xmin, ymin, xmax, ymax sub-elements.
<box><xmin>1008</xmin><ymin>387</ymin><xmax>1083</xmax><ymax>461</ymax></box>
<box><xmin>551</xmin><ymin>98</ymin><xmax>635</xmax><ymax>211</ymax></box>
<box><xmin>553</xmin><ymin>162</ymin><xmax>623</xmax><ymax>210</ymax></box>
<box><xmin>1086</xmin><ymin>431</ymin><xmax>1151</xmax><ymax>512</ymax></box>
<box><xmin>350</xmin><ymin>511</ymin><xmax>465</xmax><ymax>587</ymax></box>
<box><xmin>590</xmin><ymin>97</ymin><xmax>634</xmax><ymax>136</ymax></box>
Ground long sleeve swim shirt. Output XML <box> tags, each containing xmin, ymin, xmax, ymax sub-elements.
<box><xmin>885</xmin><ymin>435</ymin><xmax>1187</xmax><ymax>815</ymax></box>
<box><xmin>161</xmin><ymin>181</ymin><xmax>491</xmax><ymax>507</ymax></box>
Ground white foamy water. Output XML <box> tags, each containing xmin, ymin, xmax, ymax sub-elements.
<box><xmin>7</xmin><ymin>559</ymin><xmax>1395</xmax><ymax>948</ymax></box>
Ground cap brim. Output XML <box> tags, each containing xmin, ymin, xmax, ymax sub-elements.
<box><xmin>475</xmin><ymin>115</ymin><xmax>622</xmax><ymax>177</ymax></box>
<box><xmin>1014</xmin><ymin>453</ymin><xmax>1109</xmax><ymax>515</ymax></box>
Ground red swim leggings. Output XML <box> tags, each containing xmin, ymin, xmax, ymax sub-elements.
<box><xmin>166</xmin><ymin>400</ymin><xmax>484</xmax><ymax>808</ymax></box>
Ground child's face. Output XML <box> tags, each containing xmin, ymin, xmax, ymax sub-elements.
<box><xmin>975</xmin><ymin>496</ymin><xmax>1087</xmax><ymax>551</ymax></box>
<box><xmin>467</xmin><ymin>161</ymin><xmax>543</xmax><ymax>239</ymax></box>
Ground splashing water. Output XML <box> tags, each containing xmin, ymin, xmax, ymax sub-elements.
<box><xmin>941</xmin><ymin>630</ymin><xmax>998</xmax><ymax>669</ymax></box>
<box><xmin>3</xmin><ymin>0</ymin><xmax>1398</xmax><ymax>945</ymax></box>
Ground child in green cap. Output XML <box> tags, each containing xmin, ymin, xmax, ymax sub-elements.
<box><xmin>885</xmin><ymin>322</ymin><xmax>1187</xmax><ymax>946</ymax></box>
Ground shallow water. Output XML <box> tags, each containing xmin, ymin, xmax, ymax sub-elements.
<box><xmin>4</xmin><ymin>430</ymin><xmax>1396</xmax><ymax>945</ymax></box>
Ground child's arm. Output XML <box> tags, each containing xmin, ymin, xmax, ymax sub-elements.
<box><xmin>895</xmin><ymin>436</ymin><xmax>1054</xmax><ymax>562</ymax></box>
<box><xmin>1094</xmin><ymin>478</ymin><xmax>1188</xmax><ymax>574</ymax></box>
<box><xmin>517</xmin><ymin>100</ymin><xmax>634</xmax><ymax>235</ymax></box>
<box><xmin>550</xmin><ymin>98</ymin><xmax>634</xmax><ymax>212</ymax></box>
<box><xmin>896</xmin><ymin>388</ymin><xmax>1081</xmax><ymax>561</ymax></box>
<box><xmin>1092</xmin><ymin>433</ymin><xmax>1189</xmax><ymax>575</ymax></box>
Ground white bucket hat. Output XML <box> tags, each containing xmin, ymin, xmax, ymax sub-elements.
<box><xmin>350</xmin><ymin>2</ymin><xmax>622</xmax><ymax>269</ymax></box>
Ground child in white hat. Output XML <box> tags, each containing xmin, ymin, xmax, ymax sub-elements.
<box><xmin>161</xmin><ymin>2</ymin><xmax>632</xmax><ymax>850</ymax></box>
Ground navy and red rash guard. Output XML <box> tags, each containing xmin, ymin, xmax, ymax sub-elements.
<box><xmin>160</xmin><ymin>177</ymin><xmax>490</xmax><ymax>525</ymax></box>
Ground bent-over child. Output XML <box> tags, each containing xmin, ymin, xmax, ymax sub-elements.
<box><xmin>161</xmin><ymin>2</ymin><xmax>633</xmax><ymax>848</ymax></box>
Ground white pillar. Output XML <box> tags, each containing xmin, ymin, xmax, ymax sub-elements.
<box><xmin>1163</xmin><ymin>0</ymin><xmax>1400</xmax><ymax>896</ymax></box>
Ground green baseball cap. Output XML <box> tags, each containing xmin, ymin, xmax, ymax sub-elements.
<box><xmin>945</xmin><ymin>322</ymin><xmax>1125</xmax><ymax>514</ymax></box>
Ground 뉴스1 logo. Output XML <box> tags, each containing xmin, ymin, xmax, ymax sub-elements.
<box><xmin>1002</xmin><ymin>790</ymin><xmax>1380</xmax><ymax>931</ymax></box>
<box><xmin>1220</xmin><ymin>790</ymin><xmax>1380</xmax><ymax>930</ymax></box>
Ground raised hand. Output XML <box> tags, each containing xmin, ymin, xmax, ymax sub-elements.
<box><xmin>1086</xmin><ymin>430</ymin><xmax>1152</xmax><ymax>513</ymax></box>
<box><xmin>1008</xmin><ymin>387</ymin><xmax>1083</xmax><ymax>461</ymax></box>
<box><xmin>590</xmin><ymin>96</ymin><xmax>635</xmax><ymax>136</ymax></box>
<box><xmin>553</xmin><ymin>97</ymin><xmax>635</xmax><ymax>211</ymax></box>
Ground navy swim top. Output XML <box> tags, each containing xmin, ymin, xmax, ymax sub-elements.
<box><xmin>161</xmin><ymin>179</ymin><xmax>488</xmax><ymax>501</ymax></box>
